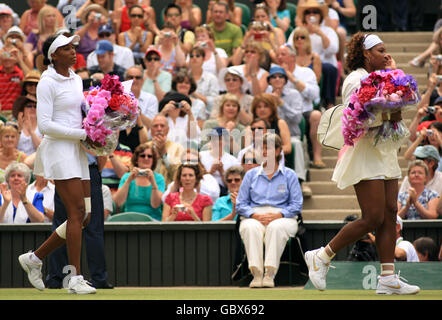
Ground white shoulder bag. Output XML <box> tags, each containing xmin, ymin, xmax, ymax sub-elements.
<box><xmin>317</xmin><ymin>104</ymin><xmax>345</xmax><ymax>151</ymax></box>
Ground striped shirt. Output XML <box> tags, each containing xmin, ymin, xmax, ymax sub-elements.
<box><xmin>0</xmin><ymin>65</ymin><xmax>23</xmax><ymax>111</ymax></box>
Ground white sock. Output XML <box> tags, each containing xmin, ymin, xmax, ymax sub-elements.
<box><xmin>318</xmin><ymin>245</ymin><xmax>335</xmax><ymax>263</ymax></box>
<box><xmin>380</xmin><ymin>263</ymin><xmax>395</xmax><ymax>277</ymax></box>
<box><xmin>30</xmin><ymin>252</ymin><xmax>42</xmax><ymax>264</ymax></box>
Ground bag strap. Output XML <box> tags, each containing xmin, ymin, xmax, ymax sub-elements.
<box><xmin>321</xmin><ymin>104</ymin><xmax>343</xmax><ymax>151</ymax></box>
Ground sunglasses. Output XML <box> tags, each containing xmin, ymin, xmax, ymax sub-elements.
<box><xmin>99</xmin><ymin>32</ymin><xmax>111</xmax><ymax>38</ymax></box>
<box><xmin>167</xmin><ymin>13</ymin><xmax>180</xmax><ymax>17</ymax></box>
<box><xmin>251</xmin><ymin>127</ymin><xmax>265</xmax><ymax>131</ymax></box>
<box><xmin>24</xmin><ymin>103</ymin><xmax>37</xmax><ymax>108</ymax></box>
<box><xmin>270</xmin><ymin>74</ymin><xmax>285</xmax><ymax>79</ymax></box>
<box><xmin>130</xmin><ymin>14</ymin><xmax>144</xmax><ymax>18</ymax></box>
<box><xmin>146</xmin><ymin>56</ymin><xmax>160</xmax><ymax>62</ymax></box>
<box><xmin>126</xmin><ymin>75</ymin><xmax>143</xmax><ymax>80</ymax></box>
<box><xmin>305</xmin><ymin>10</ymin><xmax>321</xmax><ymax>15</ymax></box>
<box><xmin>295</xmin><ymin>36</ymin><xmax>306</xmax><ymax>40</ymax></box>
<box><xmin>245</xmin><ymin>50</ymin><xmax>257</xmax><ymax>54</ymax></box>
<box><xmin>226</xmin><ymin>178</ymin><xmax>241</xmax><ymax>183</ymax></box>
<box><xmin>189</xmin><ymin>54</ymin><xmax>201</xmax><ymax>58</ymax></box>
<box><xmin>139</xmin><ymin>153</ymin><xmax>153</xmax><ymax>159</ymax></box>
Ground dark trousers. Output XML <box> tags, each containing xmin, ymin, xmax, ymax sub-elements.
<box><xmin>45</xmin><ymin>165</ymin><xmax>108</xmax><ymax>288</ymax></box>
<box><xmin>321</xmin><ymin>63</ymin><xmax>338</xmax><ymax>106</ymax></box>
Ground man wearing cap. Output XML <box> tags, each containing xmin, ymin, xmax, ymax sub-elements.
<box><xmin>394</xmin><ymin>216</ymin><xmax>419</xmax><ymax>262</ymax></box>
<box><xmin>266</xmin><ymin>66</ymin><xmax>311</xmax><ymax>197</ymax></box>
<box><xmin>88</xmin><ymin>40</ymin><xmax>126</xmax><ymax>82</ymax></box>
<box><xmin>4</xmin><ymin>26</ymin><xmax>33</xmax><ymax>72</ymax></box>
<box><xmin>87</xmin><ymin>24</ymin><xmax>134</xmax><ymax>71</ymax></box>
<box><xmin>161</xmin><ymin>3</ymin><xmax>195</xmax><ymax>55</ymax></box>
<box><xmin>400</xmin><ymin>145</ymin><xmax>442</xmax><ymax>196</ymax></box>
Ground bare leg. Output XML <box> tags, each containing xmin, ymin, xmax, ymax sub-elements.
<box><xmin>309</xmin><ymin>110</ymin><xmax>323</xmax><ymax>164</ymax></box>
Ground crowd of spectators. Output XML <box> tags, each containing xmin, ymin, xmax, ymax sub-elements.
<box><xmin>0</xmin><ymin>1</ymin><xmax>441</xmax><ymax>272</ymax></box>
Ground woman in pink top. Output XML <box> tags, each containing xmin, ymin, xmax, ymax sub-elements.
<box><xmin>163</xmin><ymin>162</ymin><xmax>213</xmax><ymax>221</ymax></box>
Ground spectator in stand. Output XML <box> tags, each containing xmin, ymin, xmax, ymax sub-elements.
<box><xmin>406</xmin><ymin>121</ymin><xmax>442</xmax><ymax>169</ymax></box>
<box><xmin>12</xmin><ymin>95</ymin><xmax>42</xmax><ymax>156</ymax></box>
<box><xmin>155</xmin><ymin>22</ymin><xmax>186</xmax><ymax>74</ymax></box>
<box><xmin>146</xmin><ymin>115</ymin><xmax>185</xmax><ymax>186</ymax></box>
<box><xmin>87</xmin><ymin>24</ymin><xmax>135</xmax><ymax>71</ymax></box>
<box><xmin>0</xmin><ymin>45</ymin><xmax>26</xmax><ymax>114</ymax></box>
<box><xmin>188</xmin><ymin>45</ymin><xmax>219</xmax><ymax>114</ymax></box>
<box><xmin>398</xmin><ymin>160</ymin><xmax>439</xmax><ymax>220</ymax></box>
<box><xmin>212</xmin><ymin>165</ymin><xmax>244</xmax><ymax>221</ymax></box>
<box><xmin>118</xmin><ymin>111</ymin><xmax>149</xmax><ymax>153</ymax></box>
<box><xmin>174</xmin><ymin>0</ymin><xmax>202</xmax><ymax>30</ymax></box>
<box><xmin>162</xmin><ymin>3</ymin><xmax>195</xmax><ymax>55</ymax></box>
<box><xmin>264</xmin><ymin>0</ymin><xmax>290</xmax><ymax>33</ymax></box>
<box><xmin>125</xmin><ymin>65</ymin><xmax>158</xmax><ymax>130</ymax></box>
<box><xmin>208</xmin><ymin>1</ymin><xmax>243</xmax><ymax>60</ymax></box>
<box><xmin>413</xmin><ymin>237</ymin><xmax>439</xmax><ymax>261</ymax></box>
<box><xmin>206</xmin><ymin>0</ymin><xmax>242</xmax><ymax>27</ymax></box>
<box><xmin>291</xmin><ymin>27</ymin><xmax>322</xmax><ymax>83</ymax></box>
<box><xmin>158</xmin><ymin>91</ymin><xmax>200</xmax><ymax>151</ymax></box>
<box><xmin>212</xmin><ymin>67</ymin><xmax>253</xmax><ymax>125</ymax></box>
<box><xmin>236</xmin><ymin>133</ymin><xmax>303</xmax><ymax>288</ymax></box>
<box><xmin>171</xmin><ymin>70</ymin><xmax>206</xmax><ymax>128</ymax></box>
<box><xmin>162</xmin><ymin>162</ymin><xmax>213</xmax><ymax>221</ymax></box>
<box><xmin>114</xmin><ymin>0</ymin><xmax>158</xmax><ymax>35</ymax></box>
<box><xmin>192</xmin><ymin>24</ymin><xmax>227</xmax><ymax>76</ymax></box>
<box><xmin>4</xmin><ymin>26</ymin><xmax>34</xmax><ymax>72</ymax></box>
<box><xmin>112</xmin><ymin>143</ymin><xmax>165</xmax><ymax>220</ymax></box>
<box><xmin>409</xmin><ymin>27</ymin><xmax>442</xmax><ymax>68</ymax></box>
<box><xmin>290</xmin><ymin>0</ymin><xmax>338</xmax><ymax>108</ymax></box>
<box><xmin>20</xmin><ymin>0</ymin><xmax>64</xmax><ymax>37</ymax></box>
<box><xmin>0</xmin><ymin>124</ymin><xmax>28</xmax><ymax>183</ymax></box>
<box><xmin>200</xmin><ymin>127</ymin><xmax>240</xmax><ymax>196</ymax></box>
<box><xmin>251</xmin><ymin>93</ymin><xmax>292</xmax><ymax>160</ymax></box>
<box><xmin>230</xmin><ymin>41</ymin><xmax>270</xmax><ymax>95</ymax></box>
<box><xmin>402</xmin><ymin>144</ymin><xmax>442</xmax><ymax>195</ymax></box>
<box><xmin>142</xmin><ymin>46</ymin><xmax>172</xmax><ymax>102</ymax></box>
<box><xmin>117</xmin><ymin>4</ymin><xmax>153</xmax><ymax>65</ymax></box>
<box><xmin>238</xmin><ymin>117</ymin><xmax>270</xmax><ymax>165</ymax></box>
<box><xmin>408</xmin><ymin>99</ymin><xmax>442</xmax><ymax>143</ymax></box>
<box><xmin>201</xmin><ymin>93</ymin><xmax>246</xmax><ymax>154</ymax></box>
<box><xmin>75</xmin><ymin>4</ymin><xmax>109</xmax><ymax>60</ymax></box>
<box><xmin>241</xmin><ymin>150</ymin><xmax>261</xmax><ymax>172</ymax></box>
<box><xmin>0</xmin><ymin>6</ymin><xmax>16</xmax><ymax>50</ymax></box>
<box><xmin>88</xmin><ymin>40</ymin><xmax>127</xmax><ymax>82</ymax></box>
<box><xmin>395</xmin><ymin>216</ymin><xmax>420</xmax><ymax>262</ymax></box>
<box><xmin>162</xmin><ymin>148</ymin><xmax>220</xmax><ymax>204</ymax></box>
<box><xmin>266</xmin><ymin>66</ymin><xmax>310</xmax><ymax>197</ymax></box>
<box><xmin>75</xmin><ymin>0</ymin><xmax>110</xmax><ymax>22</ymax></box>
<box><xmin>0</xmin><ymin>162</ymin><xmax>46</xmax><ymax>223</ymax></box>
<box><xmin>251</xmin><ymin>4</ymin><xmax>286</xmax><ymax>54</ymax></box>
<box><xmin>275</xmin><ymin>44</ymin><xmax>324</xmax><ymax>169</ymax></box>
<box><xmin>25</xmin><ymin>5</ymin><xmax>59</xmax><ymax>66</ymax></box>
<box><xmin>26</xmin><ymin>174</ymin><xmax>55</xmax><ymax>222</ymax></box>
<box><xmin>20</xmin><ymin>69</ymin><xmax>40</xmax><ymax>98</ymax></box>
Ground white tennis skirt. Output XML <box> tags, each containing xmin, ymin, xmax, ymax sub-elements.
<box><xmin>34</xmin><ymin>136</ymin><xmax>90</xmax><ymax>181</ymax></box>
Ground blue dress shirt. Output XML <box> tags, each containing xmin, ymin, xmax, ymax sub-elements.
<box><xmin>235</xmin><ymin>164</ymin><xmax>303</xmax><ymax>218</ymax></box>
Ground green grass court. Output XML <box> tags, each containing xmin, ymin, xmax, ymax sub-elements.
<box><xmin>1</xmin><ymin>287</ymin><xmax>441</xmax><ymax>300</ymax></box>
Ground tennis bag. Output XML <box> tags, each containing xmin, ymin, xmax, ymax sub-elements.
<box><xmin>317</xmin><ymin>104</ymin><xmax>345</xmax><ymax>151</ymax></box>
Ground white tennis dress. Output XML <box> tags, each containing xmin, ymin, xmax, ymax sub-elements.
<box><xmin>34</xmin><ymin>66</ymin><xmax>90</xmax><ymax>180</ymax></box>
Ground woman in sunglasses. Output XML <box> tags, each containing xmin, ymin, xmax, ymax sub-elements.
<box><xmin>0</xmin><ymin>124</ymin><xmax>28</xmax><ymax>183</ymax></box>
<box><xmin>12</xmin><ymin>94</ymin><xmax>42</xmax><ymax>156</ymax></box>
<box><xmin>112</xmin><ymin>143</ymin><xmax>165</xmax><ymax>221</ymax></box>
<box><xmin>117</xmin><ymin>5</ymin><xmax>153</xmax><ymax>65</ymax></box>
<box><xmin>291</xmin><ymin>26</ymin><xmax>322</xmax><ymax>83</ymax></box>
<box><xmin>162</xmin><ymin>162</ymin><xmax>213</xmax><ymax>221</ymax></box>
<box><xmin>212</xmin><ymin>165</ymin><xmax>244</xmax><ymax>221</ymax></box>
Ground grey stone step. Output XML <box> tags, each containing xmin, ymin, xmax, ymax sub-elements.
<box><xmin>373</xmin><ymin>32</ymin><xmax>433</xmax><ymax>44</ymax></box>
<box><xmin>386</xmin><ymin>43</ymin><xmax>431</xmax><ymax>54</ymax></box>
<box><xmin>303</xmin><ymin>195</ymin><xmax>359</xmax><ymax>210</ymax></box>
<box><xmin>303</xmin><ymin>209</ymin><xmax>361</xmax><ymax>221</ymax></box>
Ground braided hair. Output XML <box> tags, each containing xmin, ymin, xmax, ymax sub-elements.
<box><xmin>345</xmin><ymin>32</ymin><xmax>367</xmax><ymax>72</ymax></box>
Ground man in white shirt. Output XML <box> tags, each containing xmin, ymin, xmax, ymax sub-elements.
<box><xmin>395</xmin><ymin>216</ymin><xmax>420</xmax><ymax>262</ymax></box>
<box><xmin>87</xmin><ymin>24</ymin><xmax>134</xmax><ymax>70</ymax></box>
<box><xmin>274</xmin><ymin>45</ymin><xmax>325</xmax><ymax>169</ymax></box>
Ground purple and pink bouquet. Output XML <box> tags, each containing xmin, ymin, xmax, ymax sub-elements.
<box><xmin>342</xmin><ymin>69</ymin><xmax>420</xmax><ymax>147</ymax></box>
<box><xmin>82</xmin><ymin>74</ymin><xmax>138</xmax><ymax>155</ymax></box>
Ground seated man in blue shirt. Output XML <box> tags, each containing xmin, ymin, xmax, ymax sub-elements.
<box><xmin>212</xmin><ymin>166</ymin><xmax>245</xmax><ymax>221</ymax></box>
<box><xmin>236</xmin><ymin>133</ymin><xmax>303</xmax><ymax>288</ymax></box>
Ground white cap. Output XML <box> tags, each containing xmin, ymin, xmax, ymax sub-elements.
<box><xmin>48</xmin><ymin>34</ymin><xmax>80</xmax><ymax>62</ymax></box>
<box><xmin>363</xmin><ymin>34</ymin><xmax>383</xmax><ymax>50</ymax></box>
<box><xmin>396</xmin><ymin>215</ymin><xmax>403</xmax><ymax>230</ymax></box>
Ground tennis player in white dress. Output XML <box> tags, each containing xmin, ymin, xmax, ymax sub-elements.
<box><xmin>18</xmin><ymin>34</ymin><xmax>97</xmax><ymax>294</ymax></box>
<box><xmin>304</xmin><ymin>33</ymin><xmax>420</xmax><ymax>295</ymax></box>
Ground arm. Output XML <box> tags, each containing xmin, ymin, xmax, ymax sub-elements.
<box><xmin>0</xmin><ymin>185</ymin><xmax>10</xmax><ymax>222</ymax></box>
<box><xmin>19</xmin><ymin>183</ymin><xmax>45</xmax><ymax>222</ymax></box>
<box><xmin>202</xmin><ymin>205</ymin><xmax>212</xmax><ymax>221</ymax></box>
<box><xmin>413</xmin><ymin>197</ymin><xmax>439</xmax><ymax>219</ymax></box>
<box><xmin>112</xmin><ymin>171</ymin><xmax>137</xmax><ymax>208</ymax></box>
<box><xmin>404</xmin><ymin>129</ymin><xmax>426</xmax><ymax>160</ymax></box>
<box><xmin>36</xmin><ymin>80</ymin><xmax>87</xmax><ymax>140</ymax></box>
<box><xmin>279</xmin><ymin>171</ymin><xmax>303</xmax><ymax>218</ymax></box>
<box><xmin>394</xmin><ymin>246</ymin><xmax>408</xmax><ymax>261</ymax></box>
<box><xmin>278</xmin><ymin>119</ymin><xmax>292</xmax><ymax>155</ymax></box>
<box><xmin>397</xmin><ymin>199</ymin><xmax>411</xmax><ymax>219</ymax></box>
<box><xmin>109</xmin><ymin>154</ymin><xmax>130</xmax><ymax>178</ymax></box>
<box><xmin>148</xmin><ymin>171</ymin><xmax>163</xmax><ymax>209</ymax></box>
<box><xmin>408</xmin><ymin>107</ymin><xmax>428</xmax><ymax>142</ymax></box>
<box><xmin>235</xmin><ymin>171</ymin><xmax>256</xmax><ymax>218</ymax></box>
<box><xmin>332</xmin><ymin>0</ymin><xmax>356</xmax><ymax>18</ymax></box>
<box><xmin>162</xmin><ymin>202</ymin><xmax>179</xmax><ymax>221</ymax></box>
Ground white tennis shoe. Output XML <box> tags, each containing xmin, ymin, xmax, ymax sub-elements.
<box><xmin>376</xmin><ymin>272</ymin><xmax>420</xmax><ymax>295</ymax></box>
<box><xmin>68</xmin><ymin>275</ymin><xmax>97</xmax><ymax>294</ymax></box>
<box><xmin>305</xmin><ymin>247</ymin><xmax>333</xmax><ymax>291</ymax></box>
<box><xmin>18</xmin><ymin>252</ymin><xmax>45</xmax><ymax>291</ymax></box>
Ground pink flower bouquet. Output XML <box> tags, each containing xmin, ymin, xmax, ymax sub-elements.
<box><xmin>342</xmin><ymin>69</ymin><xmax>420</xmax><ymax>147</ymax></box>
<box><xmin>81</xmin><ymin>74</ymin><xmax>138</xmax><ymax>155</ymax></box>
